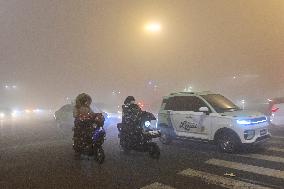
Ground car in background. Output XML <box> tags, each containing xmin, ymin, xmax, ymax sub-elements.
<box><xmin>54</xmin><ymin>104</ymin><xmax>108</xmax><ymax>126</ymax></box>
<box><xmin>54</xmin><ymin>104</ymin><xmax>74</xmax><ymax>125</ymax></box>
<box><xmin>0</xmin><ymin>107</ymin><xmax>49</xmax><ymax>121</ymax></box>
<box><xmin>268</xmin><ymin>97</ymin><xmax>284</xmax><ymax>126</ymax></box>
<box><xmin>0</xmin><ymin>107</ymin><xmax>21</xmax><ymax>120</ymax></box>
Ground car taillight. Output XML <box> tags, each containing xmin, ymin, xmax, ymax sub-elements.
<box><xmin>271</xmin><ymin>106</ymin><xmax>279</xmax><ymax>113</ymax></box>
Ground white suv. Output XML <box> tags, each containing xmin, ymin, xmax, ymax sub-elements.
<box><xmin>158</xmin><ymin>91</ymin><xmax>271</xmax><ymax>153</ymax></box>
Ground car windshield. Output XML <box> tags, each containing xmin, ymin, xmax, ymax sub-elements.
<box><xmin>201</xmin><ymin>94</ymin><xmax>240</xmax><ymax>113</ymax></box>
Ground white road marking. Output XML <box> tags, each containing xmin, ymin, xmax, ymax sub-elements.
<box><xmin>238</xmin><ymin>154</ymin><xmax>284</xmax><ymax>164</ymax></box>
<box><xmin>140</xmin><ymin>182</ymin><xmax>176</xmax><ymax>189</ymax></box>
<box><xmin>267</xmin><ymin>147</ymin><xmax>284</xmax><ymax>153</ymax></box>
<box><xmin>179</xmin><ymin>168</ymin><xmax>271</xmax><ymax>189</ymax></box>
<box><xmin>206</xmin><ymin>159</ymin><xmax>284</xmax><ymax>179</ymax></box>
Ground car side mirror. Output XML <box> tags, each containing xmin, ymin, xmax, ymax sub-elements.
<box><xmin>199</xmin><ymin>107</ymin><xmax>209</xmax><ymax>112</ymax></box>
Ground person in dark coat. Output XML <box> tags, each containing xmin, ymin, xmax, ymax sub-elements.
<box><xmin>122</xmin><ymin>96</ymin><xmax>143</xmax><ymax>126</ymax></box>
<box><xmin>121</xmin><ymin>96</ymin><xmax>144</xmax><ymax>147</ymax></box>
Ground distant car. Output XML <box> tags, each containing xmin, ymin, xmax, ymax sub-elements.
<box><xmin>54</xmin><ymin>104</ymin><xmax>74</xmax><ymax>125</ymax></box>
<box><xmin>268</xmin><ymin>97</ymin><xmax>284</xmax><ymax>126</ymax></box>
<box><xmin>54</xmin><ymin>104</ymin><xmax>108</xmax><ymax>126</ymax></box>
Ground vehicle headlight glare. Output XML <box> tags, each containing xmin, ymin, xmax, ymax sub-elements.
<box><xmin>145</xmin><ymin>121</ymin><xmax>151</xmax><ymax>127</ymax></box>
<box><xmin>0</xmin><ymin>113</ymin><xmax>5</xmax><ymax>118</ymax></box>
<box><xmin>237</xmin><ymin>119</ymin><xmax>251</xmax><ymax>125</ymax></box>
<box><xmin>33</xmin><ymin>109</ymin><xmax>41</xmax><ymax>113</ymax></box>
<box><xmin>11</xmin><ymin>110</ymin><xmax>20</xmax><ymax>117</ymax></box>
<box><xmin>25</xmin><ymin>109</ymin><xmax>31</xmax><ymax>113</ymax></box>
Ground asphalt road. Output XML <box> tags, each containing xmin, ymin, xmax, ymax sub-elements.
<box><xmin>0</xmin><ymin>117</ymin><xmax>284</xmax><ymax>189</ymax></box>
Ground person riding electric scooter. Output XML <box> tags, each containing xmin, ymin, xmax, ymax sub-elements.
<box><xmin>121</xmin><ymin>96</ymin><xmax>143</xmax><ymax>148</ymax></box>
<box><xmin>73</xmin><ymin>93</ymin><xmax>106</xmax><ymax>163</ymax></box>
<box><xmin>118</xmin><ymin>96</ymin><xmax>161</xmax><ymax>159</ymax></box>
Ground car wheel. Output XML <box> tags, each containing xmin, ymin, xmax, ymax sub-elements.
<box><xmin>159</xmin><ymin>132</ymin><xmax>172</xmax><ymax>145</ymax></box>
<box><xmin>217</xmin><ymin>131</ymin><xmax>240</xmax><ymax>153</ymax></box>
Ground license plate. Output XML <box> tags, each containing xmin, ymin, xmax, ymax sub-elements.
<box><xmin>260</xmin><ymin>129</ymin><xmax>267</xmax><ymax>135</ymax></box>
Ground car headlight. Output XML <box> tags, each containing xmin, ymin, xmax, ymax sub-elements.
<box><xmin>244</xmin><ymin>130</ymin><xmax>255</xmax><ymax>140</ymax></box>
<box><xmin>0</xmin><ymin>113</ymin><xmax>5</xmax><ymax>118</ymax></box>
<box><xmin>11</xmin><ymin>110</ymin><xmax>20</xmax><ymax>117</ymax></box>
<box><xmin>237</xmin><ymin>119</ymin><xmax>251</xmax><ymax>125</ymax></box>
<box><xmin>33</xmin><ymin>109</ymin><xmax>41</xmax><ymax>113</ymax></box>
<box><xmin>25</xmin><ymin>109</ymin><xmax>32</xmax><ymax>113</ymax></box>
<box><xmin>11</xmin><ymin>112</ymin><xmax>17</xmax><ymax>117</ymax></box>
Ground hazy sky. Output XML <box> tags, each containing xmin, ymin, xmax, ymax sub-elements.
<box><xmin>0</xmin><ymin>0</ymin><xmax>283</xmax><ymax>109</ymax></box>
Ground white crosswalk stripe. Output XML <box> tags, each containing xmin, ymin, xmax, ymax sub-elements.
<box><xmin>140</xmin><ymin>182</ymin><xmax>176</xmax><ymax>189</ymax></box>
<box><xmin>267</xmin><ymin>147</ymin><xmax>284</xmax><ymax>153</ymax></box>
<box><xmin>179</xmin><ymin>168</ymin><xmax>272</xmax><ymax>189</ymax></box>
<box><xmin>237</xmin><ymin>153</ymin><xmax>284</xmax><ymax>163</ymax></box>
<box><xmin>206</xmin><ymin>159</ymin><xmax>284</xmax><ymax>179</ymax></box>
<box><xmin>141</xmin><ymin>139</ymin><xmax>284</xmax><ymax>189</ymax></box>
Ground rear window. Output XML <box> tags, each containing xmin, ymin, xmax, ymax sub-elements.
<box><xmin>60</xmin><ymin>104</ymin><xmax>74</xmax><ymax>112</ymax></box>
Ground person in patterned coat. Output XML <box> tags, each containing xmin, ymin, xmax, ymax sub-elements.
<box><xmin>72</xmin><ymin>93</ymin><xmax>104</xmax><ymax>156</ymax></box>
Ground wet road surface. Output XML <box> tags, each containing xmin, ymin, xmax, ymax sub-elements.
<box><xmin>0</xmin><ymin>118</ymin><xmax>284</xmax><ymax>189</ymax></box>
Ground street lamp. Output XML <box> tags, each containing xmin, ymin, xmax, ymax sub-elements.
<box><xmin>144</xmin><ymin>22</ymin><xmax>161</xmax><ymax>33</ymax></box>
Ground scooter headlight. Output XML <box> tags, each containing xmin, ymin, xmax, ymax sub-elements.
<box><xmin>145</xmin><ymin>121</ymin><xmax>151</xmax><ymax>127</ymax></box>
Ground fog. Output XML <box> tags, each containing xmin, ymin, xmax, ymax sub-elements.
<box><xmin>0</xmin><ymin>0</ymin><xmax>283</xmax><ymax>111</ymax></box>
